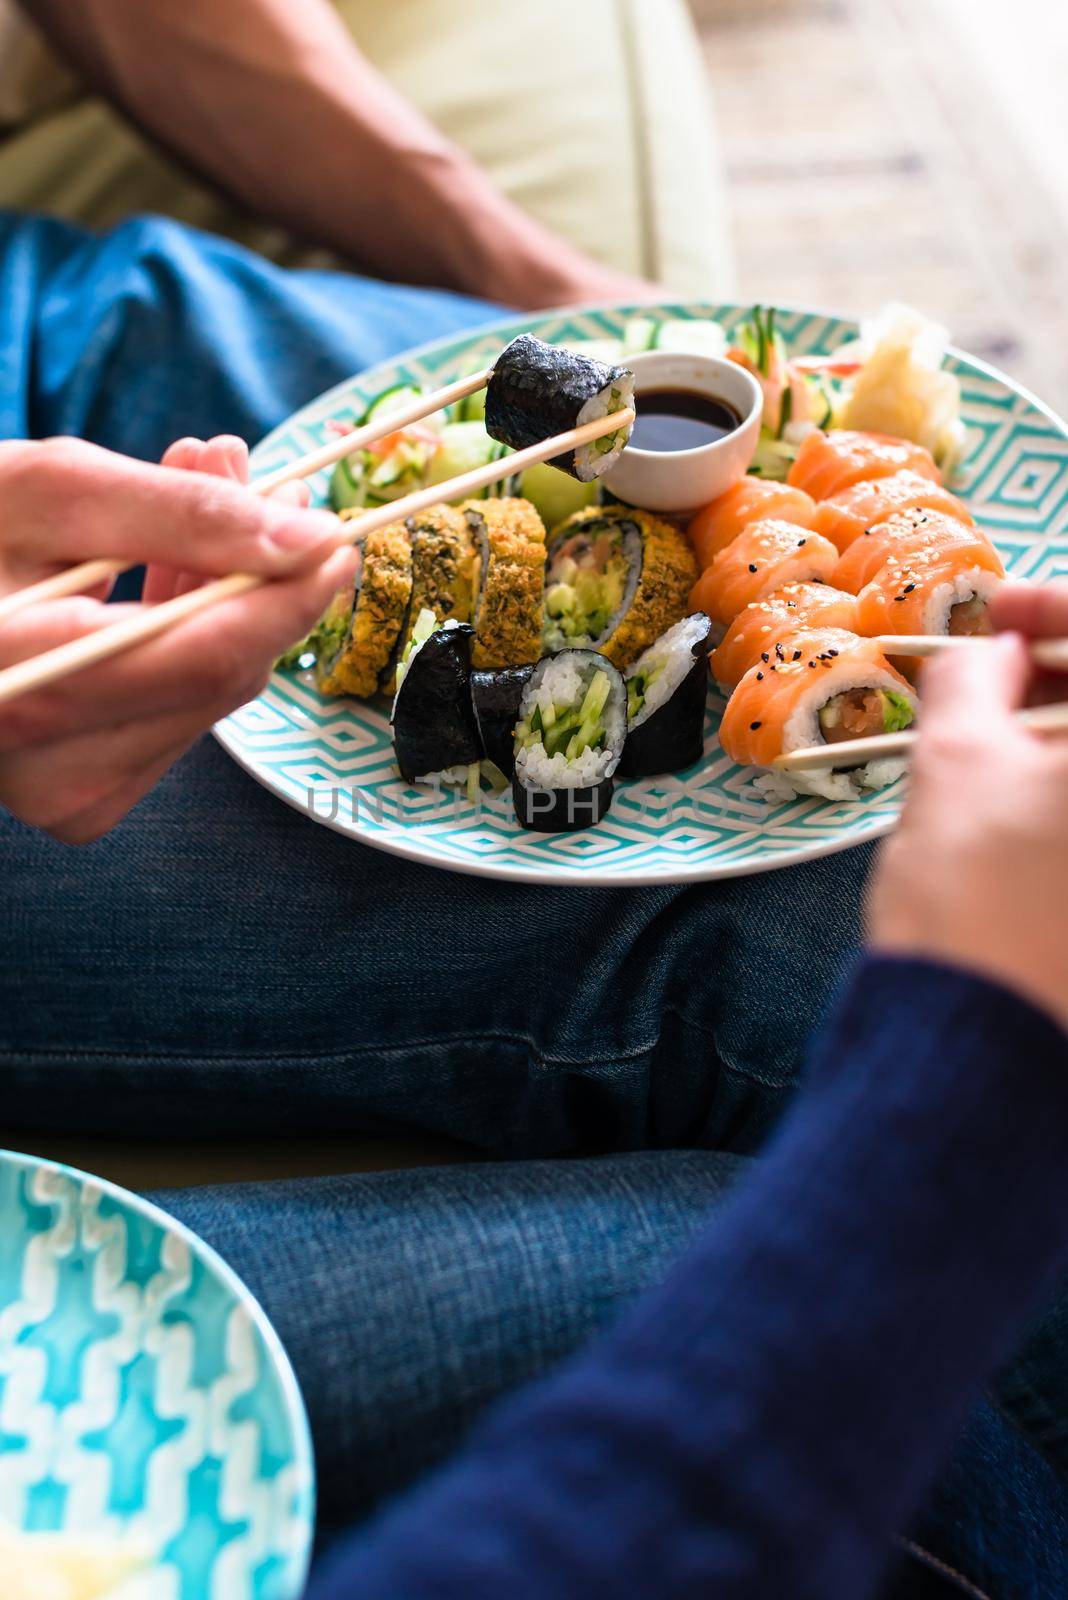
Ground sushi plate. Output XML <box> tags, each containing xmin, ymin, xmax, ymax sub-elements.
<box><xmin>0</xmin><ymin>1149</ymin><xmax>314</xmax><ymax>1599</ymax></box>
<box><xmin>216</xmin><ymin>302</ymin><xmax>1068</xmax><ymax>887</ymax></box>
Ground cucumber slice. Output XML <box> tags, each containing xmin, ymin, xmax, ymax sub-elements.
<box><xmin>654</xmin><ymin>320</ymin><xmax>728</xmax><ymax>359</ymax></box>
<box><xmin>425</xmin><ymin>422</ymin><xmax>509</xmax><ymax>500</ymax></box>
<box><xmin>622</xmin><ymin>317</ymin><xmax>658</xmax><ymax>355</ymax></box>
<box><xmin>329</xmin><ymin>455</ymin><xmax>366</xmax><ymax>511</ymax></box>
<box><xmin>517</xmin><ymin>462</ymin><xmax>599</xmax><ymax>532</ymax></box>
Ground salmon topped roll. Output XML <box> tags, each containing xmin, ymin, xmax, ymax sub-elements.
<box><xmin>855</xmin><ymin>542</ymin><xmax>1003</xmax><ymax>648</ymax></box>
<box><xmin>787</xmin><ymin>430</ymin><xmax>941</xmax><ymax>501</ymax></box>
<box><xmin>833</xmin><ymin>507</ymin><xmax>1002</xmax><ymax>595</ymax></box>
<box><xmin>719</xmin><ymin>627</ymin><xmax>917</xmax><ymax>801</ymax></box>
<box><xmin>710</xmin><ymin>582</ymin><xmax>859</xmax><ymax>690</ymax></box>
<box><xmin>689</xmin><ymin>519</ymin><xmax>839</xmax><ymax>632</ymax></box>
<box><xmin>687</xmin><ymin>478</ymin><xmax>818</xmax><ymax>569</ymax></box>
<box><xmin>812</xmin><ymin>470</ymin><xmax>973</xmax><ymax>555</ymax></box>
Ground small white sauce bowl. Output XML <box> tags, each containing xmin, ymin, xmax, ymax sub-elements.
<box><xmin>604</xmin><ymin>351</ymin><xmax>763</xmax><ymax>515</ymax></box>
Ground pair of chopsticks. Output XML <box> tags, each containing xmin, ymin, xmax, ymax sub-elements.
<box><xmin>0</xmin><ymin>371</ymin><xmax>634</xmax><ymax>708</ymax></box>
<box><xmin>777</xmin><ymin>633</ymin><xmax>1068</xmax><ymax>772</ymax></box>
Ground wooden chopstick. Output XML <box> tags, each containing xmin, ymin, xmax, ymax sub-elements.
<box><xmin>774</xmin><ymin>699</ymin><xmax>1068</xmax><ymax>772</ymax></box>
<box><xmin>0</xmin><ymin>368</ymin><xmax>494</xmax><ymax>627</ymax></box>
<box><xmin>873</xmin><ymin>634</ymin><xmax>1068</xmax><ymax>671</ymax></box>
<box><xmin>0</xmin><ymin>405</ymin><xmax>634</xmax><ymax>708</ymax></box>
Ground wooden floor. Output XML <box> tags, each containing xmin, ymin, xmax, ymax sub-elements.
<box><xmin>691</xmin><ymin>0</ymin><xmax>1068</xmax><ymax>416</ymax></box>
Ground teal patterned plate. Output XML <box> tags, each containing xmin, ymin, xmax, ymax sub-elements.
<box><xmin>0</xmin><ymin>1150</ymin><xmax>314</xmax><ymax>1599</ymax></box>
<box><xmin>217</xmin><ymin>302</ymin><xmax>1068</xmax><ymax>885</ymax></box>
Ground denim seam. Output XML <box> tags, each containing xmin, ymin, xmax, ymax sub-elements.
<box><xmin>895</xmin><ymin>1535</ymin><xmax>992</xmax><ymax>1600</ymax></box>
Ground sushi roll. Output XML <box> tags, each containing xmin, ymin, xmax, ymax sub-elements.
<box><xmin>811</xmin><ymin>469</ymin><xmax>974</xmax><ymax>555</ymax></box>
<box><xmin>460</xmin><ymin>497</ymin><xmax>547</xmax><ymax>669</ymax></box>
<box><xmin>380</xmin><ymin>505</ymin><xmax>476</xmax><ymax>695</ymax></box>
<box><xmin>710</xmin><ymin>582</ymin><xmax>859</xmax><ymax>691</ymax></box>
<box><xmin>315</xmin><ymin>522</ymin><xmax>413</xmax><ymax>699</ymax></box>
<box><xmin>689</xmin><ymin>518</ymin><xmax>839</xmax><ymax>633</ymax></box>
<box><xmin>470</xmin><ymin>663</ymin><xmax>535</xmax><ymax>778</ymax></box>
<box><xmin>832</xmin><ymin>507</ymin><xmax>1002</xmax><ymax>595</ymax></box>
<box><xmin>619</xmin><ymin>613</ymin><xmax>713</xmax><ymax>778</ymax></box>
<box><xmin>719</xmin><ymin>627</ymin><xmax>918</xmax><ymax>801</ymax></box>
<box><xmin>787</xmin><ymin>430</ymin><xmax>940</xmax><ymax>500</ymax></box>
<box><xmin>543</xmin><ymin>506</ymin><xmax>698</xmax><ymax>667</ymax></box>
<box><xmin>486</xmin><ymin>334</ymin><xmax>635</xmax><ymax>482</ymax></box>
<box><xmin>687</xmin><ymin>479</ymin><xmax>818</xmax><ymax>569</ymax></box>
<box><xmin>855</xmin><ymin>544</ymin><xmax>1003</xmax><ymax>646</ymax></box>
<box><xmin>391</xmin><ymin>613</ymin><xmax>481</xmax><ymax>784</ymax></box>
<box><xmin>513</xmin><ymin>650</ymin><xmax>627</xmax><ymax>831</ymax></box>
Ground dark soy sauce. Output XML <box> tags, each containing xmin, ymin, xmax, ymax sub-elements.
<box><xmin>630</xmin><ymin>387</ymin><xmax>742</xmax><ymax>453</ymax></box>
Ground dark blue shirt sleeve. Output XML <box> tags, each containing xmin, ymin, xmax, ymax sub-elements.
<box><xmin>308</xmin><ymin>956</ymin><xmax>1068</xmax><ymax>1600</ymax></box>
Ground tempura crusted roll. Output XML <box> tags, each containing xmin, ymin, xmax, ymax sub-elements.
<box><xmin>470</xmin><ymin>663</ymin><xmax>535</xmax><ymax>778</ymax></box>
<box><xmin>619</xmin><ymin>613</ymin><xmax>712</xmax><ymax>778</ymax></box>
<box><xmin>688</xmin><ymin>479</ymin><xmax>818</xmax><ymax>569</ymax></box>
<box><xmin>833</xmin><ymin>507</ymin><xmax>1003</xmax><ymax>595</ymax></box>
<box><xmin>543</xmin><ymin>506</ymin><xmax>698</xmax><ymax>667</ymax></box>
<box><xmin>710</xmin><ymin>582</ymin><xmax>859</xmax><ymax>691</ymax></box>
<box><xmin>391</xmin><ymin>617</ymin><xmax>481</xmax><ymax>783</ymax></box>
<box><xmin>486</xmin><ymin>334</ymin><xmax>635</xmax><ymax>482</ymax></box>
<box><xmin>811</xmin><ymin>469</ymin><xmax>974</xmax><ymax>555</ymax></box>
<box><xmin>459</xmin><ymin>497</ymin><xmax>546</xmax><ymax>670</ymax></box>
<box><xmin>380</xmin><ymin>505</ymin><xmax>476</xmax><ymax>694</ymax></box>
<box><xmin>787</xmin><ymin>429</ymin><xmax>941</xmax><ymax>499</ymax></box>
<box><xmin>513</xmin><ymin>650</ymin><xmax>627</xmax><ymax>831</ymax></box>
<box><xmin>719</xmin><ymin>627</ymin><xmax>918</xmax><ymax>801</ymax></box>
<box><xmin>689</xmin><ymin>518</ymin><xmax>839</xmax><ymax>633</ymax></box>
<box><xmin>315</xmin><ymin>522</ymin><xmax>413</xmax><ymax>699</ymax></box>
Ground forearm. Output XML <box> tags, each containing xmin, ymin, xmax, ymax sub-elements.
<box><xmin>18</xmin><ymin>0</ymin><xmax>630</xmax><ymax>304</ymax></box>
<box><xmin>309</xmin><ymin>957</ymin><xmax>1068</xmax><ymax>1599</ymax></box>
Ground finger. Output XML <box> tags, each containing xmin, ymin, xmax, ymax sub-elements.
<box><xmin>160</xmin><ymin>437</ymin><xmax>205</xmax><ymax>471</ymax></box>
<box><xmin>918</xmin><ymin>632</ymin><xmax>1030</xmax><ymax>743</ymax></box>
<box><xmin>991</xmin><ymin>580</ymin><xmax>1068</xmax><ymax>641</ymax></box>
<box><xmin>197</xmin><ymin>435</ymin><xmax>249</xmax><ymax>484</ymax></box>
<box><xmin>8</xmin><ymin>438</ymin><xmax>346</xmax><ymax>576</ymax></box>
<box><xmin>142</xmin><ymin>564</ymin><xmax>183</xmax><ymax>606</ymax></box>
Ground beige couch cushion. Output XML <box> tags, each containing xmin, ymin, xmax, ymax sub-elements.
<box><xmin>0</xmin><ymin>0</ymin><xmax>732</xmax><ymax>295</ymax></box>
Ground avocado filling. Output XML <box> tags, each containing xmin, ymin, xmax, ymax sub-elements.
<box><xmin>517</xmin><ymin>669</ymin><xmax>612</xmax><ymax>762</ymax></box>
<box><xmin>818</xmin><ymin>687</ymin><xmax>914</xmax><ymax>745</ymax></box>
<box><xmin>544</xmin><ymin>530</ymin><xmax>629</xmax><ymax>650</ymax></box>
<box><xmin>947</xmin><ymin>596</ymin><xmax>993</xmax><ymax>637</ymax></box>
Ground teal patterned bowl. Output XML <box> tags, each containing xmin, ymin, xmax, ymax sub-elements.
<box><xmin>0</xmin><ymin>1150</ymin><xmax>314</xmax><ymax>1599</ymax></box>
<box><xmin>218</xmin><ymin>301</ymin><xmax>1068</xmax><ymax>886</ymax></box>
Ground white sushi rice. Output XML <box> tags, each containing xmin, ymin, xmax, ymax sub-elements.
<box><xmin>915</xmin><ymin>568</ymin><xmax>1000</xmax><ymax>634</ymax></box>
<box><xmin>750</xmin><ymin>658</ymin><xmax>917</xmax><ymax>802</ymax></box>
<box><xmin>574</xmin><ymin>371</ymin><xmax>637</xmax><ymax>482</ymax></box>
<box><xmin>515</xmin><ymin>652</ymin><xmax>625</xmax><ymax>789</ymax></box>
<box><xmin>627</xmin><ymin>614</ymin><xmax>709</xmax><ymax>729</ymax></box>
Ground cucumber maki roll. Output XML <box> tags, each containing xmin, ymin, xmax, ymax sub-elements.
<box><xmin>543</xmin><ymin>506</ymin><xmax>698</xmax><ymax>668</ymax></box>
<box><xmin>470</xmin><ymin>663</ymin><xmax>535</xmax><ymax>778</ymax></box>
<box><xmin>619</xmin><ymin>613</ymin><xmax>712</xmax><ymax>778</ymax></box>
<box><xmin>512</xmin><ymin>650</ymin><xmax>626</xmax><ymax>832</ymax></box>
<box><xmin>460</xmin><ymin>497</ymin><xmax>547</xmax><ymax>670</ymax></box>
<box><xmin>392</xmin><ymin>613</ymin><xmax>481</xmax><ymax>784</ymax></box>
<box><xmin>486</xmin><ymin>335</ymin><xmax>635</xmax><ymax>483</ymax></box>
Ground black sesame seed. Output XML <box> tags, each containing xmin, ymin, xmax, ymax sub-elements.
<box><xmin>808</xmin><ymin>660</ymin><xmax>817</xmax><ymax>668</ymax></box>
<box><xmin>750</xmin><ymin>720</ymin><xmax>762</xmax><ymax>730</ymax></box>
<box><xmin>828</xmin><ymin>648</ymin><xmax>839</xmax><ymax>657</ymax></box>
<box><xmin>761</xmin><ymin>652</ymin><xmax>770</xmax><ymax>662</ymax></box>
<box><xmin>893</xmin><ymin>596</ymin><xmax>905</xmax><ymax>603</ymax></box>
<box><xmin>904</xmin><ymin>583</ymin><xmax>915</xmax><ymax>594</ymax></box>
<box><xmin>748</xmin><ymin>563</ymin><xmax>758</xmax><ymax>573</ymax></box>
<box><xmin>793</xmin><ymin>649</ymin><xmax>802</xmax><ymax>660</ymax></box>
<box><xmin>775</xmin><ymin>643</ymin><xmax>785</xmax><ymax>659</ymax></box>
<box><xmin>797</xmin><ymin>538</ymin><xmax>807</xmax><ymax>547</ymax></box>
<box><xmin>756</xmin><ymin>671</ymin><xmax>764</xmax><ymax>681</ymax></box>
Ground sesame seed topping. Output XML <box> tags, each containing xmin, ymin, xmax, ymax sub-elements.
<box><xmin>761</xmin><ymin>652</ymin><xmax>770</xmax><ymax>662</ymax></box>
<box><xmin>748</xmin><ymin>563</ymin><xmax>758</xmax><ymax>573</ymax></box>
<box><xmin>793</xmin><ymin>649</ymin><xmax>802</xmax><ymax>660</ymax></box>
<box><xmin>756</xmin><ymin>671</ymin><xmax>764</xmax><ymax>681</ymax></box>
<box><xmin>750</xmin><ymin>720</ymin><xmax>762</xmax><ymax>730</ymax></box>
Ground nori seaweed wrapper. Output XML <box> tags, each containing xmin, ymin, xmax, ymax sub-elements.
<box><xmin>392</xmin><ymin>624</ymin><xmax>481</xmax><ymax>783</ymax></box>
<box><xmin>470</xmin><ymin>663</ymin><xmax>535</xmax><ymax>778</ymax></box>
<box><xmin>511</xmin><ymin>774</ymin><xmax>615</xmax><ymax>833</ymax></box>
<box><xmin>619</xmin><ymin>614</ymin><xmax>713</xmax><ymax>779</ymax></box>
<box><xmin>486</xmin><ymin>334</ymin><xmax>632</xmax><ymax>481</ymax></box>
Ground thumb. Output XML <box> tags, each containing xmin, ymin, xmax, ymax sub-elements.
<box><xmin>919</xmin><ymin>633</ymin><xmax>1029</xmax><ymax>741</ymax></box>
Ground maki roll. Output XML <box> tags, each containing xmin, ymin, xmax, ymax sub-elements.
<box><xmin>470</xmin><ymin>663</ymin><xmax>535</xmax><ymax>778</ymax></box>
<box><xmin>710</xmin><ymin>582</ymin><xmax>859</xmax><ymax>691</ymax></box>
<box><xmin>855</xmin><ymin>543</ymin><xmax>1003</xmax><ymax>651</ymax></box>
<box><xmin>719</xmin><ymin>627</ymin><xmax>917</xmax><ymax>802</ymax></box>
<box><xmin>689</xmin><ymin>518</ymin><xmax>839</xmax><ymax>634</ymax></box>
<box><xmin>315</xmin><ymin>522</ymin><xmax>413</xmax><ymax>699</ymax></box>
<box><xmin>832</xmin><ymin>507</ymin><xmax>1002</xmax><ymax>595</ymax></box>
<box><xmin>619</xmin><ymin>614</ymin><xmax>713</xmax><ymax>778</ymax></box>
<box><xmin>391</xmin><ymin>612</ymin><xmax>481</xmax><ymax>784</ymax></box>
<box><xmin>460</xmin><ymin>497</ymin><xmax>547</xmax><ymax>669</ymax></box>
<box><xmin>543</xmin><ymin>506</ymin><xmax>698</xmax><ymax>668</ymax></box>
<box><xmin>380</xmin><ymin>505</ymin><xmax>476</xmax><ymax>694</ymax></box>
<box><xmin>787</xmin><ymin>429</ymin><xmax>941</xmax><ymax>500</ymax></box>
<box><xmin>688</xmin><ymin>479</ymin><xmax>819</xmax><ymax>569</ymax></box>
<box><xmin>513</xmin><ymin>650</ymin><xmax>627</xmax><ymax>832</ymax></box>
<box><xmin>486</xmin><ymin>334</ymin><xmax>635</xmax><ymax>482</ymax></box>
<box><xmin>811</xmin><ymin>470</ymin><xmax>974</xmax><ymax>556</ymax></box>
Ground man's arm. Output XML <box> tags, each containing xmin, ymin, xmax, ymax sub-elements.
<box><xmin>17</xmin><ymin>0</ymin><xmax>652</xmax><ymax>309</ymax></box>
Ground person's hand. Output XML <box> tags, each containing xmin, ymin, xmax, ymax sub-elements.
<box><xmin>0</xmin><ymin>435</ymin><xmax>358</xmax><ymax>844</ymax></box>
<box><xmin>868</xmin><ymin>581</ymin><xmax>1068</xmax><ymax>1032</ymax></box>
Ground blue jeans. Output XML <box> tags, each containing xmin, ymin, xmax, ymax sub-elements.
<box><xmin>0</xmin><ymin>211</ymin><xmax>1065</xmax><ymax>1594</ymax></box>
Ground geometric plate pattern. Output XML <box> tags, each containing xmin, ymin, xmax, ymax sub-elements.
<box><xmin>217</xmin><ymin>302</ymin><xmax>1068</xmax><ymax>886</ymax></box>
<box><xmin>0</xmin><ymin>1151</ymin><xmax>314</xmax><ymax>1600</ymax></box>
